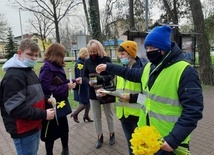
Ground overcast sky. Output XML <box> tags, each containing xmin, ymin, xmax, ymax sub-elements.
<box><xmin>0</xmin><ymin>0</ymin><xmax>32</xmax><ymax>37</ymax></box>
<box><xmin>0</xmin><ymin>0</ymin><xmax>107</xmax><ymax>37</ymax></box>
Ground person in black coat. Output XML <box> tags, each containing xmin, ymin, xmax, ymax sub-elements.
<box><xmin>71</xmin><ymin>47</ymin><xmax>93</xmax><ymax>123</ymax></box>
<box><xmin>83</xmin><ymin>39</ymin><xmax>115</xmax><ymax>149</ymax></box>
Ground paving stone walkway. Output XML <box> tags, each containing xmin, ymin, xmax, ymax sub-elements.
<box><xmin>0</xmin><ymin>85</ymin><xmax>214</xmax><ymax>155</ymax></box>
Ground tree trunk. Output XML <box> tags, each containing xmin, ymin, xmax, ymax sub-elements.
<box><xmin>88</xmin><ymin>0</ymin><xmax>102</xmax><ymax>41</ymax></box>
<box><xmin>189</xmin><ymin>0</ymin><xmax>214</xmax><ymax>85</ymax></box>
<box><xmin>51</xmin><ymin>1</ymin><xmax>60</xmax><ymax>43</ymax></box>
<box><xmin>129</xmin><ymin>0</ymin><xmax>135</xmax><ymax>29</ymax></box>
<box><xmin>82</xmin><ymin>0</ymin><xmax>91</xmax><ymax>35</ymax></box>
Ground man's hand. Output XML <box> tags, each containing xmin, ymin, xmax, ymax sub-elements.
<box><xmin>95</xmin><ymin>88</ymin><xmax>107</xmax><ymax>97</ymax></box>
<box><xmin>75</xmin><ymin>77</ymin><xmax>82</xmax><ymax>84</ymax></box>
<box><xmin>161</xmin><ymin>141</ymin><xmax>173</xmax><ymax>152</ymax></box>
<box><xmin>89</xmin><ymin>81</ymin><xmax>97</xmax><ymax>87</ymax></box>
<box><xmin>96</xmin><ymin>64</ymin><xmax>107</xmax><ymax>74</ymax></box>
<box><xmin>68</xmin><ymin>81</ymin><xmax>76</xmax><ymax>90</ymax></box>
<box><xmin>118</xmin><ymin>94</ymin><xmax>130</xmax><ymax>102</ymax></box>
<box><xmin>46</xmin><ymin>108</ymin><xmax>55</xmax><ymax>120</ymax></box>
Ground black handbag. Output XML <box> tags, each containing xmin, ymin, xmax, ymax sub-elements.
<box><xmin>55</xmin><ymin>98</ymin><xmax>72</xmax><ymax>118</ymax></box>
<box><xmin>45</xmin><ymin>97</ymin><xmax>72</xmax><ymax>118</ymax></box>
<box><xmin>95</xmin><ymin>81</ymin><xmax>116</xmax><ymax>104</ymax></box>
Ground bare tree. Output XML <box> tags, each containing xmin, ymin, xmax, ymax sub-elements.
<box><xmin>28</xmin><ymin>11</ymin><xmax>54</xmax><ymax>52</ymax></box>
<box><xmin>103</xmin><ymin>0</ymin><xmax>118</xmax><ymax>40</ymax></box>
<box><xmin>82</xmin><ymin>0</ymin><xmax>91</xmax><ymax>35</ymax></box>
<box><xmin>202</xmin><ymin>0</ymin><xmax>214</xmax><ymax>19</ymax></box>
<box><xmin>205</xmin><ymin>15</ymin><xmax>214</xmax><ymax>43</ymax></box>
<box><xmin>0</xmin><ymin>14</ymin><xmax>9</xmax><ymax>40</ymax></box>
<box><xmin>202</xmin><ymin>0</ymin><xmax>214</xmax><ymax>43</ymax></box>
<box><xmin>103</xmin><ymin>0</ymin><xmax>148</xmax><ymax>34</ymax></box>
<box><xmin>188</xmin><ymin>0</ymin><xmax>214</xmax><ymax>85</ymax></box>
<box><xmin>129</xmin><ymin>0</ymin><xmax>135</xmax><ymax>29</ymax></box>
<box><xmin>60</xmin><ymin>25</ymin><xmax>72</xmax><ymax>55</ymax></box>
<box><xmin>151</xmin><ymin>0</ymin><xmax>190</xmax><ymax>24</ymax></box>
<box><xmin>11</xmin><ymin>0</ymin><xmax>82</xmax><ymax>43</ymax></box>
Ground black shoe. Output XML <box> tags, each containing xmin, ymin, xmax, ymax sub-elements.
<box><xmin>83</xmin><ymin>116</ymin><xmax>93</xmax><ymax>122</ymax></box>
<box><xmin>70</xmin><ymin>113</ymin><xmax>80</xmax><ymax>123</ymax></box>
<box><xmin>109</xmin><ymin>132</ymin><xmax>115</xmax><ymax>146</ymax></box>
<box><xmin>96</xmin><ymin>134</ymin><xmax>103</xmax><ymax>149</ymax></box>
<box><xmin>61</xmin><ymin>147</ymin><xmax>69</xmax><ymax>155</ymax></box>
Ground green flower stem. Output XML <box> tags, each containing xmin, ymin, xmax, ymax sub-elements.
<box><xmin>173</xmin><ymin>146</ymin><xmax>191</xmax><ymax>155</ymax></box>
<box><xmin>45</xmin><ymin>120</ymin><xmax>50</xmax><ymax>138</ymax></box>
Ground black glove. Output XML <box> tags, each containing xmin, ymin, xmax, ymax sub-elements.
<box><xmin>97</xmin><ymin>75</ymin><xmax>105</xmax><ymax>83</ymax></box>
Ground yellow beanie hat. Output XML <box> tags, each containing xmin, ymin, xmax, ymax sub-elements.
<box><xmin>119</xmin><ymin>41</ymin><xmax>138</xmax><ymax>58</ymax></box>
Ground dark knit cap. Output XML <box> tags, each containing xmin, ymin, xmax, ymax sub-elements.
<box><xmin>144</xmin><ymin>25</ymin><xmax>172</xmax><ymax>52</ymax></box>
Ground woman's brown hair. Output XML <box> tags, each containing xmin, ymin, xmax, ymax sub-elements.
<box><xmin>44</xmin><ymin>43</ymin><xmax>66</xmax><ymax>67</ymax></box>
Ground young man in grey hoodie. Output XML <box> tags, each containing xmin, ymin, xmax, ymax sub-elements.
<box><xmin>0</xmin><ymin>38</ymin><xmax>54</xmax><ymax>155</ymax></box>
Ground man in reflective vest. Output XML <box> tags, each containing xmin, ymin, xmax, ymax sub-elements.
<box><xmin>96</xmin><ymin>25</ymin><xmax>204</xmax><ymax>155</ymax></box>
<box><xmin>115</xmin><ymin>41</ymin><xmax>147</xmax><ymax>155</ymax></box>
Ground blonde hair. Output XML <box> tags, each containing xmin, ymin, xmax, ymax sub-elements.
<box><xmin>44</xmin><ymin>43</ymin><xmax>66</xmax><ymax>67</ymax></box>
<box><xmin>78</xmin><ymin>47</ymin><xmax>88</xmax><ymax>58</ymax></box>
<box><xmin>87</xmin><ymin>39</ymin><xmax>106</xmax><ymax>57</ymax></box>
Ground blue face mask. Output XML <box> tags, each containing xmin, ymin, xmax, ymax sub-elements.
<box><xmin>23</xmin><ymin>57</ymin><xmax>37</xmax><ymax>67</ymax></box>
<box><xmin>120</xmin><ymin>57</ymin><xmax>130</xmax><ymax>65</ymax></box>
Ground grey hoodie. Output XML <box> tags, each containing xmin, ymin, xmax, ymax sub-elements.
<box><xmin>2</xmin><ymin>54</ymin><xmax>28</xmax><ymax>71</ymax></box>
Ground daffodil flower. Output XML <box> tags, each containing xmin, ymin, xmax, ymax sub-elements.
<box><xmin>77</xmin><ymin>63</ymin><xmax>84</xmax><ymax>70</ymax></box>
<box><xmin>45</xmin><ymin>98</ymin><xmax>67</xmax><ymax>138</ymax></box>
<box><xmin>130</xmin><ymin>126</ymin><xmax>162</xmax><ymax>155</ymax></box>
<box><xmin>57</xmin><ymin>101</ymin><xmax>66</xmax><ymax>109</ymax></box>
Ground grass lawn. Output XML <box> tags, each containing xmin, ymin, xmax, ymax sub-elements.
<box><xmin>0</xmin><ymin>61</ymin><xmax>79</xmax><ymax>109</ymax></box>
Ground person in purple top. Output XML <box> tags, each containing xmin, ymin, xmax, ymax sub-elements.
<box><xmin>39</xmin><ymin>43</ymin><xmax>76</xmax><ymax>155</ymax></box>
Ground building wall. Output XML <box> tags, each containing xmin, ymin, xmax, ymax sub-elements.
<box><xmin>0</xmin><ymin>41</ymin><xmax>6</xmax><ymax>58</ymax></box>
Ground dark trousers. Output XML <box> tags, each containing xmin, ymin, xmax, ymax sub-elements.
<box><xmin>120</xmin><ymin>116</ymin><xmax>138</xmax><ymax>155</ymax></box>
<box><xmin>45</xmin><ymin>131</ymin><xmax>68</xmax><ymax>155</ymax></box>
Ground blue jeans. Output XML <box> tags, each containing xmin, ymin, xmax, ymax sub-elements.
<box><xmin>120</xmin><ymin>116</ymin><xmax>138</xmax><ymax>155</ymax></box>
<box><xmin>13</xmin><ymin>130</ymin><xmax>41</xmax><ymax>155</ymax></box>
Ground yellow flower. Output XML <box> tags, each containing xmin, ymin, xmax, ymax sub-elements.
<box><xmin>77</xmin><ymin>63</ymin><xmax>84</xmax><ymax>70</ymax></box>
<box><xmin>57</xmin><ymin>101</ymin><xmax>66</xmax><ymax>109</ymax></box>
<box><xmin>130</xmin><ymin>126</ymin><xmax>162</xmax><ymax>155</ymax></box>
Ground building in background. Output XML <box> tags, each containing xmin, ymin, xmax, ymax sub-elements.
<box><xmin>103</xmin><ymin>39</ymin><xmax>124</xmax><ymax>60</ymax></box>
<box><xmin>14</xmin><ymin>33</ymin><xmax>51</xmax><ymax>58</ymax></box>
<box><xmin>0</xmin><ymin>40</ymin><xmax>7</xmax><ymax>58</ymax></box>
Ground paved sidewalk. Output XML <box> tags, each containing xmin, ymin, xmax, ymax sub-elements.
<box><xmin>1</xmin><ymin>85</ymin><xmax>214</xmax><ymax>155</ymax></box>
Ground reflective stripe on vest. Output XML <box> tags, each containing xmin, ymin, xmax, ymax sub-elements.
<box><xmin>115</xmin><ymin>101</ymin><xmax>142</xmax><ymax>109</ymax></box>
<box><xmin>116</xmin><ymin>76</ymin><xmax>142</xmax><ymax>118</ymax></box>
<box><xmin>143</xmin><ymin>91</ymin><xmax>180</xmax><ymax>106</ymax></box>
<box><xmin>140</xmin><ymin>61</ymin><xmax>190</xmax><ymax>144</ymax></box>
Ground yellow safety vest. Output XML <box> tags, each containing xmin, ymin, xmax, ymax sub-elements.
<box><xmin>116</xmin><ymin>76</ymin><xmax>142</xmax><ymax>119</ymax></box>
<box><xmin>138</xmin><ymin>61</ymin><xmax>190</xmax><ymax>145</ymax></box>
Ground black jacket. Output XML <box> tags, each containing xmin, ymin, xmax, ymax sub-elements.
<box><xmin>1</xmin><ymin>68</ymin><xmax>46</xmax><ymax>138</ymax></box>
<box><xmin>83</xmin><ymin>56</ymin><xmax>114</xmax><ymax>99</ymax></box>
